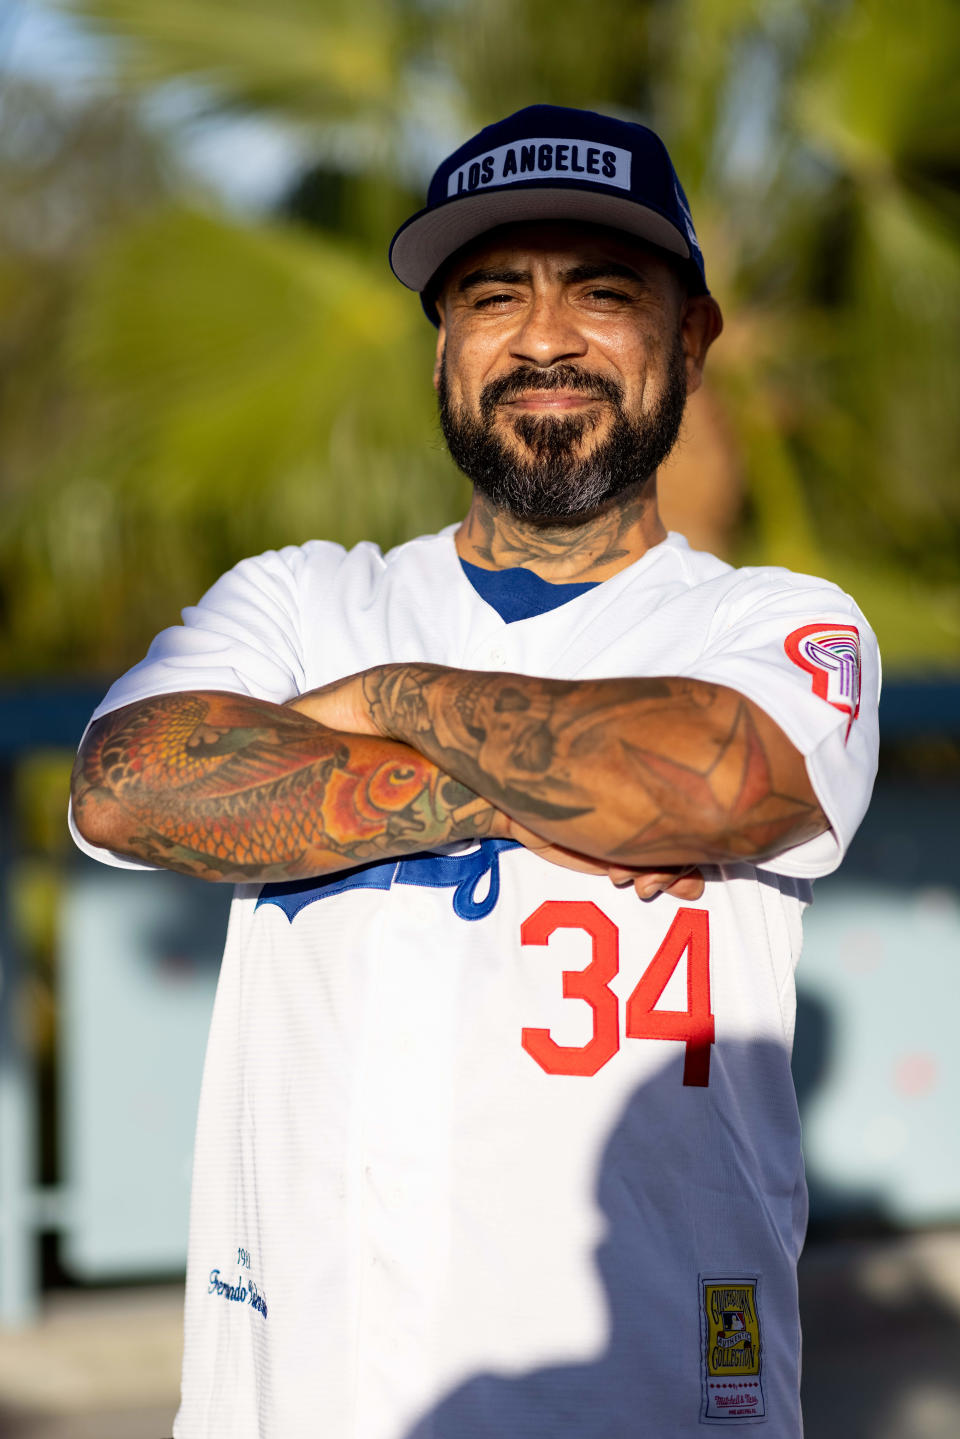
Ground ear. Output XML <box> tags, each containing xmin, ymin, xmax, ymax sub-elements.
<box><xmin>432</xmin><ymin>311</ymin><xmax>447</xmax><ymax>393</ymax></box>
<box><xmin>680</xmin><ymin>295</ymin><xmax>723</xmax><ymax>397</ymax></box>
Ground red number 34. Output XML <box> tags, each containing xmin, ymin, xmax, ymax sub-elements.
<box><xmin>520</xmin><ymin>901</ymin><xmax>714</xmax><ymax>1086</ymax></box>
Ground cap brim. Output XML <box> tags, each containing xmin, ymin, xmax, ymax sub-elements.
<box><xmin>389</xmin><ymin>184</ymin><xmax>691</xmax><ymax>293</ymax></box>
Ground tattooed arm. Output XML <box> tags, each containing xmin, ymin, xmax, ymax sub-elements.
<box><xmin>292</xmin><ymin>666</ymin><xmax>829</xmax><ymax>868</ymax></box>
<box><xmin>70</xmin><ymin>690</ymin><xmax>510</xmax><ymax>883</ymax></box>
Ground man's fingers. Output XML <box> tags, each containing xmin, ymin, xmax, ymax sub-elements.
<box><xmin>614</xmin><ymin>867</ymin><xmax>705</xmax><ymax>901</ymax></box>
<box><xmin>662</xmin><ymin>870</ymin><xmax>706</xmax><ymax>900</ymax></box>
<box><xmin>608</xmin><ymin>866</ymin><xmax>644</xmax><ymax>887</ymax></box>
<box><xmin>506</xmin><ymin>826</ymin><xmax>707</xmax><ymax>896</ymax></box>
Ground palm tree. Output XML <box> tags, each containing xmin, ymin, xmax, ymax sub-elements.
<box><xmin>0</xmin><ymin>6</ymin><xmax>466</xmax><ymax>674</ymax></box>
<box><xmin>4</xmin><ymin>0</ymin><xmax>958</xmax><ymax>673</ymax></box>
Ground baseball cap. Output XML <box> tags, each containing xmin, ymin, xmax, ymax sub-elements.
<box><xmin>390</xmin><ymin>104</ymin><xmax>708</xmax><ymax>325</ymax></box>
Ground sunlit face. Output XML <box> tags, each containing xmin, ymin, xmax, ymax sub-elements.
<box><xmin>432</xmin><ymin>221</ymin><xmax>715</xmax><ymax>522</ymax></box>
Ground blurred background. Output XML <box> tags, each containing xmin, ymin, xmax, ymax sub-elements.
<box><xmin>0</xmin><ymin>0</ymin><xmax>958</xmax><ymax>1434</ymax></box>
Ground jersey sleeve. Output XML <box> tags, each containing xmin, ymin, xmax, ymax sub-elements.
<box><xmin>679</xmin><ymin>570</ymin><xmax>880</xmax><ymax>879</ymax></box>
<box><xmin>69</xmin><ymin>543</ymin><xmax>333</xmax><ymax>870</ymax></box>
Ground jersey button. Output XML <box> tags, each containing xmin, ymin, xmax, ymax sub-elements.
<box><xmin>487</xmin><ymin>647</ymin><xmax>507</xmax><ymax>667</ymax></box>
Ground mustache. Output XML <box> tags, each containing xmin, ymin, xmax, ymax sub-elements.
<box><xmin>479</xmin><ymin>365</ymin><xmax>624</xmax><ymax>419</ymax></box>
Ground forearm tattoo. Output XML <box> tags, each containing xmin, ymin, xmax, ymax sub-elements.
<box><xmin>71</xmin><ymin>691</ymin><xmax>498</xmax><ymax>882</ymax></box>
<box><xmin>363</xmin><ymin>665</ymin><xmax>826</xmax><ymax>866</ymax></box>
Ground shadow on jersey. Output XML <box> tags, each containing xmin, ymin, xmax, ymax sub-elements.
<box><xmin>402</xmin><ymin>1039</ymin><xmax>805</xmax><ymax>1438</ymax></box>
<box><xmin>400</xmin><ymin>1028</ymin><xmax>960</xmax><ymax>1439</ymax></box>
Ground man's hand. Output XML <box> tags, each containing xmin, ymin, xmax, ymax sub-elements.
<box><xmin>504</xmin><ymin>818</ymin><xmax>705</xmax><ymax>900</ymax></box>
<box><xmin>288</xmin><ymin>676</ymin><xmax>378</xmax><ymax>736</ymax></box>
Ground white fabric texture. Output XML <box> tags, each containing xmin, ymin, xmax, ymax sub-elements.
<box><xmin>72</xmin><ymin>530</ymin><xmax>879</xmax><ymax>1438</ymax></box>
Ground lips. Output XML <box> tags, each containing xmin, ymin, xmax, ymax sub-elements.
<box><xmin>481</xmin><ymin>364</ymin><xmax>624</xmax><ymax>416</ymax></box>
<box><xmin>504</xmin><ymin>389</ymin><xmax>606</xmax><ymax>409</ymax></box>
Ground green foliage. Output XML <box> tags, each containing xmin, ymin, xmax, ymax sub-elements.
<box><xmin>795</xmin><ymin>0</ymin><xmax>960</xmax><ymax>181</ymax></box>
<box><xmin>57</xmin><ymin>0</ymin><xmax>419</xmax><ymax>121</ymax></box>
<box><xmin>4</xmin><ymin>0</ymin><xmax>959</xmax><ymax>675</ymax></box>
<box><xmin>1</xmin><ymin>202</ymin><xmax>466</xmax><ymax>673</ymax></box>
<box><xmin>433</xmin><ymin>0</ymin><xmax>658</xmax><ymax>121</ymax></box>
<box><xmin>72</xmin><ymin>208</ymin><xmax>423</xmax><ymax>480</ymax></box>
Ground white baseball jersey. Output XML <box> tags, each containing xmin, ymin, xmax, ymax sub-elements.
<box><xmin>72</xmin><ymin>529</ymin><xmax>879</xmax><ymax>1438</ymax></box>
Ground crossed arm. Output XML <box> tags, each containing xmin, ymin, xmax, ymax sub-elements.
<box><xmin>70</xmin><ymin>666</ymin><xmax>828</xmax><ymax>887</ymax></box>
<box><xmin>70</xmin><ymin>689</ymin><xmax>505</xmax><ymax>884</ymax></box>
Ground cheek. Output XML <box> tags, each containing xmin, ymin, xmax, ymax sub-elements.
<box><xmin>616</xmin><ymin>320</ymin><xmax>661</xmax><ymax>367</ymax></box>
<box><xmin>617</xmin><ymin>332</ymin><xmax>673</xmax><ymax>411</ymax></box>
<box><xmin>581</xmin><ymin>320</ymin><xmax>659</xmax><ymax>400</ymax></box>
<box><xmin>443</xmin><ymin>339</ymin><xmax>498</xmax><ymax>415</ymax></box>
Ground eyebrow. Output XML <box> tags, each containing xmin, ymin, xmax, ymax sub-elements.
<box><xmin>457</xmin><ymin>267</ymin><xmax>530</xmax><ymax>292</ymax></box>
<box><xmin>456</xmin><ymin>261</ymin><xmax>649</xmax><ymax>294</ymax></box>
<box><xmin>560</xmin><ymin>262</ymin><xmax>646</xmax><ymax>286</ymax></box>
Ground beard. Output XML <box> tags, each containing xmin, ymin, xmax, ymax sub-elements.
<box><xmin>437</xmin><ymin>339</ymin><xmax>688</xmax><ymax>524</ymax></box>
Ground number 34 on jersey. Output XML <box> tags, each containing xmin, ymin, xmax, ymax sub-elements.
<box><xmin>520</xmin><ymin>902</ymin><xmax>714</xmax><ymax>1086</ymax></box>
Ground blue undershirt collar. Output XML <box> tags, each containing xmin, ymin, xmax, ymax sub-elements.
<box><xmin>459</xmin><ymin>558</ymin><xmax>598</xmax><ymax>624</ymax></box>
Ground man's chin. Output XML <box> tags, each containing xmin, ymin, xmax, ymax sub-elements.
<box><xmin>495</xmin><ymin>423</ymin><xmax>610</xmax><ymax>467</ymax></box>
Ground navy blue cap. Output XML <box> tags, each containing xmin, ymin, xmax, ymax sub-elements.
<box><xmin>390</xmin><ymin>104</ymin><xmax>708</xmax><ymax>324</ymax></box>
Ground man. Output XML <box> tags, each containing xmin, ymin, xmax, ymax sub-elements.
<box><xmin>70</xmin><ymin>105</ymin><xmax>879</xmax><ymax>1438</ymax></box>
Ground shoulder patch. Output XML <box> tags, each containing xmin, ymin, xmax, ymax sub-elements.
<box><xmin>784</xmin><ymin>622</ymin><xmax>861</xmax><ymax>740</ymax></box>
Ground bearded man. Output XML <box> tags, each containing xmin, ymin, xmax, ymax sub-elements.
<box><xmin>71</xmin><ymin>105</ymin><xmax>879</xmax><ymax>1439</ymax></box>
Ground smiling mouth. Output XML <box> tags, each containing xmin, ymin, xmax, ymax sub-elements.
<box><xmin>502</xmin><ymin>390</ymin><xmax>608</xmax><ymax>411</ymax></box>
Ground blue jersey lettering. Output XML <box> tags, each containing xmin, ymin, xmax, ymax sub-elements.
<box><xmin>256</xmin><ymin>839</ymin><xmax>521</xmax><ymax>924</ymax></box>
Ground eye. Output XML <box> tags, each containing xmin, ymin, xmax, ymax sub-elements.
<box><xmin>583</xmin><ymin>287</ymin><xmax>632</xmax><ymax>304</ymax></box>
<box><xmin>473</xmin><ymin>291</ymin><xmax>520</xmax><ymax>309</ymax></box>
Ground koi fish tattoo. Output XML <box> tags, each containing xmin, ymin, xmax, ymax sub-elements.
<box><xmin>71</xmin><ymin>690</ymin><xmax>500</xmax><ymax>882</ymax></box>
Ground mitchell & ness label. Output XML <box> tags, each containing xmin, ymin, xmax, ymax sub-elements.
<box><xmin>446</xmin><ymin>138</ymin><xmax>632</xmax><ymax>197</ymax></box>
<box><xmin>784</xmin><ymin>621</ymin><xmax>861</xmax><ymax>739</ymax></box>
<box><xmin>699</xmin><ymin>1276</ymin><xmax>766</xmax><ymax>1424</ymax></box>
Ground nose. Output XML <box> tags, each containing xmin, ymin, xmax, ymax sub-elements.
<box><xmin>509</xmin><ymin>292</ymin><xmax>588</xmax><ymax>368</ymax></box>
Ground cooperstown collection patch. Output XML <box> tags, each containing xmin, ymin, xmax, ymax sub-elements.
<box><xmin>699</xmin><ymin>1276</ymin><xmax>766</xmax><ymax>1423</ymax></box>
